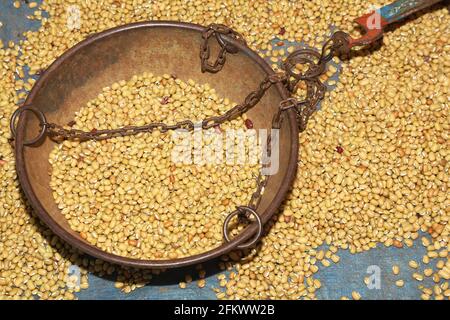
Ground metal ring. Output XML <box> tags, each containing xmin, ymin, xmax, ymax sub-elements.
<box><xmin>279</xmin><ymin>98</ymin><xmax>300</xmax><ymax>111</ymax></box>
<box><xmin>319</xmin><ymin>38</ymin><xmax>336</xmax><ymax>62</ymax></box>
<box><xmin>282</xmin><ymin>48</ymin><xmax>323</xmax><ymax>80</ymax></box>
<box><xmin>10</xmin><ymin>105</ymin><xmax>48</xmax><ymax>146</ymax></box>
<box><xmin>223</xmin><ymin>206</ymin><xmax>263</xmax><ymax>250</ymax></box>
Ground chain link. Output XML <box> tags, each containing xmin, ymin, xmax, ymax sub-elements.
<box><xmin>200</xmin><ymin>23</ymin><xmax>247</xmax><ymax>73</ymax></box>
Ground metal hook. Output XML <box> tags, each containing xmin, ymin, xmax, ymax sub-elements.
<box><xmin>10</xmin><ymin>105</ymin><xmax>48</xmax><ymax>146</ymax></box>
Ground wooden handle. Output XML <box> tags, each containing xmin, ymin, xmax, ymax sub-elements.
<box><xmin>348</xmin><ymin>0</ymin><xmax>444</xmax><ymax>48</ymax></box>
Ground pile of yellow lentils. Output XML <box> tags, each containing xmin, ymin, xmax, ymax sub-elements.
<box><xmin>49</xmin><ymin>73</ymin><xmax>260</xmax><ymax>260</ymax></box>
<box><xmin>0</xmin><ymin>0</ymin><xmax>448</xmax><ymax>300</ymax></box>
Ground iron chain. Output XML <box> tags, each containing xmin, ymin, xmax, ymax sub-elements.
<box><xmin>200</xmin><ymin>23</ymin><xmax>247</xmax><ymax>73</ymax></box>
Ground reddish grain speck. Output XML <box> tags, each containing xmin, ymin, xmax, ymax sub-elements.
<box><xmin>393</xmin><ymin>240</ymin><xmax>403</xmax><ymax>248</ymax></box>
<box><xmin>161</xmin><ymin>96</ymin><xmax>170</xmax><ymax>105</ymax></box>
<box><xmin>245</xmin><ymin>119</ymin><xmax>254</xmax><ymax>129</ymax></box>
<box><xmin>336</xmin><ymin>146</ymin><xmax>344</xmax><ymax>154</ymax></box>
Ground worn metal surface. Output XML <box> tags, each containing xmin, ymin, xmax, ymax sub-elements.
<box><xmin>0</xmin><ymin>1</ymin><xmax>435</xmax><ymax>299</ymax></box>
<box><xmin>379</xmin><ymin>0</ymin><xmax>444</xmax><ymax>23</ymax></box>
<box><xmin>349</xmin><ymin>0</ymin><xmax>444</xmax><ymax>48</ymax></box>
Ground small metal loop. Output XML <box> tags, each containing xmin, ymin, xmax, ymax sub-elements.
<box><xmin>203</xmin><ymin>115</ymin><xmax>229</xmax><ymax>129</ymax></box>
<box><xmin>281</xmin><ymin>48</ymin><xmax>327</xmax><ymax>93</ymax></box>
<box><xmin>282</xmin><ymin>48</ymin><xmax>322</xmax><ymax>81</ymax></box>
<box><xmin>319</xmin><ymin>37</ymin><xmax>336</xmax><ymax>63</ymax></box>
<box><xmin>279</xmin><ymin>97</ymin><xmax>299</xmax><ymax>111</ymax></box>
<box><xmin>176</xmin><ymin>120</ymin><xmax>195</xmax><ymax>131</ymax></box>
<box><xmin>201</xmin><ymin>24</ymin><xmax>245</xmax><ymax>73</ymax></box>
<box><xmin>10</xmin><ymin>105</ymin><xmax>48</xmax><ymax>146</ymax></box>
<box><xmin>306</xmin><ymin>79</ymin><xmax>326</xmax><ymax>107</ymax></box>
<box><xmin>329</xmin><ymin>31</ymin><xmax>351</xmax><ymax>56</ymax></box>
<box><xmin>243</xmin><ymin>91</ymin><xmax>261</xmax><ymax>107</ymax></box>
<box><xmin>320</xmin><ymin>31</ymin><xmax>351</xmax><ymax>63</ymax></box>
<box><xmin>216</xmin><ymin>33</ymin><xmax>239</xmax><ymax>54</ymax></box>
<box><xmin>223</xmin><ymin>206</ymin><xmax>263</xmax><ymax>250</ymax></box>
<box><xmin>267</xmin><ymin>72</ymin><xmax>287</xmax><ymax>84</ymax></box>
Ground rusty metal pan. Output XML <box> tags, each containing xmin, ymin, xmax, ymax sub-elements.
<box><xmin>14</xmin><ymin>21</ymin><xmax>299</xmax><ymax>268</ymax></box>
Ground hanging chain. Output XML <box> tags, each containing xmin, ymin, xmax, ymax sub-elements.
<box><xmin>199</xmin><ymin>23</ymin><xmax>247</xmax><ymax>73</ymax></box>
<box><xmin>10</xmin><ymin>24</ymin><xmax>350</xmax><ymax>249</ymax></box>
<box><xmin>24</xmin><ymin>72</ymin><xmax>287</xmax><ymax>142</ymax></box>
<box><xmin>11</xmin><ymin>27</ymin><xmax>349</xmax><ymax>143</ymax></box>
